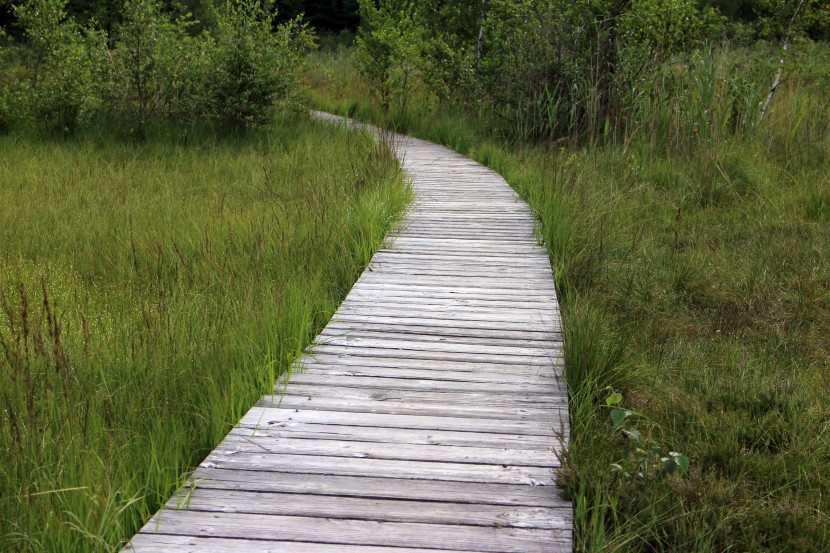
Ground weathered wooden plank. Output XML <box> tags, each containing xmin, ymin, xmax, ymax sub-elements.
<box><xmin>337</xmin><ymin>293</ymin><xmax>559</xmax><ymax>308</ymax></box>
<box><xmin>136</xmin><ymin>511</ymin><xmax>569</xmax><ymax>553</ymax></box>
<box><xmin>318</xmin><ymin>323</ymin><xmax>561</xmax><ymax>342</ymax></box>
<box><xmin>275</xmin><ymin>383</ymin><xmax>563</xmax><ymax>408</ymax></box>
<box><xmin>359</xmin><ymin>267</ymin><xmax>555</xmax><ymax>279</ymax></box>
<box><xmin>162</xmin><ymin>489</ymin><xmax>569</xmax><ymax>530</ymax></box>
<box><xmin>363</xmin><ymin>273</ymin><xmax>558</xmax><ymax>288</ymax></box>
<box><xmin>321</xmin><ymin>321</ymin><xmax>560</xmax><ymax>342</ymax></box>
<box><xmin>258</xmin><ymin>392</ymin><xmax>567</xmax><ymax>418</ymax></box>
<box><xmin>311</xmin><ymin>335</ymin><xmax>559</xmax><ymax>357</ymax></box>
<box><xmin>305</xmin><ymin>344</ymin><xmax>558</xmax><ymax>365</ymax></box>
<box><xmin>231</xmin><ymin>421</ymin><xmax>559</xmax><ymax>449</ymax></box>
<box><xmin>317</xmin><ymin>325</ymin><xmax>560</xmax><ymax>343</ymax></box>
<box><xmin>341</xmin><ymin>296</ymin><xmax>558</xmax><ymax>312</ymax></box>
<box><xmin>240</xmin><ymin>407</ymin><xmax>563</xmax><ymax>437</ymax></box>
<box><xmin>218</xmin><ymin>433</ymin><xmax>558</xmax><ymax>467</ymax></box>
<box><xmin>125</xmin><ymin>534</ymin><xmax>488</xmax><ymax>553</ymax></box>
<box><xmin>294</xmin><ymin>358</ymin><xmax>561</xmax><ymax>380</ymax></box>
<box><xmin>339</xmin><ymin>284</ymin><xmax>557</xmax><ymax>300</ymax></box>
<box><xmin>329</xmin><ymin>313</ymin><xmax>561</xmax><ymax>333</ymax></box>
<box><xmin>338</xmin><ymin>300</ymin><xmax>559</xmax><ymax>316</ymax></box>
<box><xmin>232</xmin><ymin>419</ymin><xmax>560</xmax><ymax>449</ymax></box>
<box><xmin>371</xmin><ymin>253</ymin><xmax>551</xmax><ymax>266</ymax></box>
<box><xmin>295</xmin><ymin>351</ymin><xmax>563</xmax><ymax>375</ymax></box>
<box><xmin>293</xmin><ymin>363</ymin><xmax>561</xmax><ymax>386</ymax></box>
<box><xmin>358</xmin><ymin>274</ymin><xmax>558</xmax><ymax>290</ymax></box>
<box><xmin>332</xmin><ymin>307</ymin><xmax>560</xmax><ymax>326</ymax></box>
<box><xmin>349</xmin><ymin>284</ymin><xmax>558</xmax><ymax>298</ymax></box>
<box><xmin>281</xmin><ymin>372</ymin><xmax>557</xmax><ymax>394</ymax></box>
<box><xmin>189</xmin><ymin>467</ymin><xmax>566</xmax><ymax>508</ymax></box>
<box><xmin>201</xmin><ymin>451</ymin><xmax>557</xmax><ymax>485</ymax></box>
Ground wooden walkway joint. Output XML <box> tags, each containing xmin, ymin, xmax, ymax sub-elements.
<box><xmin>124</xmin><ymin>113</ymin><xmax>572</xmax><ymax>552</ymax></box>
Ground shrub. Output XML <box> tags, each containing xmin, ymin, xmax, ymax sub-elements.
<box><xmin>13</xmin><ymin>0</ymin><xmax>105</xmax><ymax>134</ymax></box>
<box><xmin>108</xmin><ymin>0</ymin><xmax>179</xmax><ymax>136</ymax></box>
<box><xmin>355</xmin><ymin>0</ymin><xmax>425</xmax><ymax>113</ymax></box>
<box><xmin>204</xmin><ymin>0</ymin><xmax>315</xmax><ymax>127</ymax></box>
<box><xmin>0</xmin><ymin>29</ymin><xmax>8</xmax><ymax>133</ymax></box>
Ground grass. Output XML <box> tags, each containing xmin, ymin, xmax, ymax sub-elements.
<box><xmin>306</xmin><ymin>43</ymin><xmax>830</xmax><ymax>551</ymax></box>
<box><xmin>0</xmin><ymin>116</ymin><xmax>409</xmax><ymax>552</ymax></box>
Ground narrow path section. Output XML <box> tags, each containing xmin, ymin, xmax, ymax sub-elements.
<box><xmin>124</xmin><ymin>114</ymin><xmax>571</xmax><ymax>553</ymax></box>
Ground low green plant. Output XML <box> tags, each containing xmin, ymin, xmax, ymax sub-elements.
<box><xmin>605</xmin><ymin>391</ymin><xmax>690</xmax><ymax>483</ymax></box>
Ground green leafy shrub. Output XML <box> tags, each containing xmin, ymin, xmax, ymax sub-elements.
<box><xmin>108</xmin><ymin>0</ymin><xmax>180</xmax><ymax>135</ymax></box>
<box><xmin>204</xmin><ymin>0</ymin><xmax>315</xmax><ymax>127</ymax></box>
<box><xmin>606</xmin><ymin>391</ymin><xmax>689</xmax><ymax>483</ymax></box>
<box><xmin>0</xmin><ymin>29</ymin><xmax>8</xmax><ymax>133</ymax></box>
<box><xmin>0</xmin><ymin>78</ymin><xmax>9</xmax><ymax>135</ymax></box>
<box><xmin>355</xmin><ymin>0</ymin><xmax>425</xmax><ymax>113</ymax></box>
<box><xmin>13</xmin><ymin>0</ymin><xmax>105</xmax><ymax>134</ymax></box>
<box><xmin>158</xmin><ymin>27</ymin><xmax>215</xmax><ymax>123</ymax></box>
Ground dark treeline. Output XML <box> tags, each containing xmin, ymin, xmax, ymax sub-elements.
<box><xmin>4</xmin><ymin>1</ymin><xmax>826</xmax><ymax>40</ymax></box>
<box><xmin>707</xmin><ymin>0</ymin><xmax>830</xmax><ymax>40</ymax></box>
<box><xmin>0</xmin><ymin>0</ymin><xmax>360</xmax><ymax>36</ymax></box>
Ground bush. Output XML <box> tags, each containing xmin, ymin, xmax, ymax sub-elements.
<box><xmin>355</xmin><ymin>0</ymin><xmax>425</xmax><ymax>113</ymax></box>
<box><xmin>0</xmin><ymin>29</ymin><xmax>8</xmax><ymax>133</ymax></box>
<box><xmin>0</xmin><ymin>95</ymin><xmax>8</xmax><ymax>134</ymax></box>
<box><xmin>108</xmin><ymin>0</ymin><xmax>179</xmax><ymax>135</ymax></box>
<box><xmin>0</xmin><ymin>0</ymin><xmax>316</xmax><ymax>135</ymax></box>
<box><xmin>13</xmin><ymin>0</ymin><xmax>105</xmax><ymax>134</ymax></box>
<box><xmin>354</xmin><ymin>0</ymin><xmax>710</xmax><ymax>141</ymax></box>
<box><xmin>204</xmin><ymin>0</ymin><xmax>315</xmax><ymax>127</ymax></box>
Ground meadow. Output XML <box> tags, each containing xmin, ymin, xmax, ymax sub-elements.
<box><xmin>307</xmin><ymin>40</ymin><xmax>830</xmax><ymax>551</ymax></box>
<box><xmin>0</xmin><ymin>118</ymin><xmax>408</xmax><ymax>552</ymax></box>
<box><xmin>2</xmin><ymin>0</ymin><xmax>829</xmax><ymax>550</ymax></box>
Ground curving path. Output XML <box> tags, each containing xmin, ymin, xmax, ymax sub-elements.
<box><xmin>123</xmin><ymin>114</ymin><xmax>571</xmax><ymax>553</ymax></box>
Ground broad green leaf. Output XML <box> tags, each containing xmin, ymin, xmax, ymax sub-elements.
<box><xmin>610</xmin><ymin>408</ymin><xmax>632</xmax><ymax>429</ymax></box>
<box><xmin>672</xmin><ymin>453</ymin><xmax>690</xmax><ymax>472</ymax></box>
<box><xmin>622</xmin><ymin>428</ymin><xmax>642</xmax><ymax>441</ymax></box>
<box><xmin>606</xmin><ymin>392</ymin><xmax>623</xmax><ymax>406</ymax></box>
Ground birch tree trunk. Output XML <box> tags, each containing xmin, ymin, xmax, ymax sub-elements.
<box><xmin>758</xmin><ymin>0</ymin><xmax>808</xmax><ymax>123</ymax></box>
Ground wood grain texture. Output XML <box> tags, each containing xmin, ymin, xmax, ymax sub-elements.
<box><xmin>122</xmin><ymin>113</ymin><xmax>571</xmax><ymax>552</ymax></box>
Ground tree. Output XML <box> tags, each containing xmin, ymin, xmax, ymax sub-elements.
<box><xmin>355</xmin><ymin>0</ymin><xmax>423</xmax><ymax>112</ymax></box>
<box><xmin>204</xmin><ymin>0</ymin><xmax>315</xmax><ymax>126</ymax></box>
<box><xmin>14</xmin><ymin>0</ymin><xmax>106</xmax><ymax>133</ymax></box>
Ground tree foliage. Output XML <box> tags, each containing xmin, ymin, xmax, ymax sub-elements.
<box><xmin>12</xmin><ymin>0</ymin><xmax>106</xmax><ymax>134</ymax></box>
<box><xmin>355</xmin><ymin>0</ymin><xmax>828</xmax><ymax>140</ymax></box>
<box><xmin>0</xmin><ymin>0</ymin><xmax>317</xmax><ymax>134</ymax></box>
<box><xmin>355</xmin><ymin>0</ymin><xmax>423</xmax><ymax>111</ymax></box>
<box><xmin>207</xmin><ymin>0</ymin><xmax>314</xmax><ymax>126</ymax></box>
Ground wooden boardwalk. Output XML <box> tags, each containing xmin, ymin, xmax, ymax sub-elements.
<box><xmin>123</xmin><ymin>114</ymin><xmax>571</xmax><ymax>552</ymax></box>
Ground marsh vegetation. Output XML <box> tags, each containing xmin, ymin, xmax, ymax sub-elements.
<box><xmin>307</xmin><ymin>1</ymin><xmax>830</xmax><ymax>549</ymax></box>
<box><xmin>0</xmin><ymin>2</ymin><xmax>408</xmax><ymax>551</ymax></box>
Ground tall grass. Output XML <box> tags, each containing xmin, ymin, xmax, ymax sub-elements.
<box><xmin>307</xmin><ymin>41</ymin><xmax>830</xmax><ymax>551</ymax></box>
<box><xmin>0</xmin><ymin>116</ymin><xmax>409</xmax><ymax>552</ymax></box>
